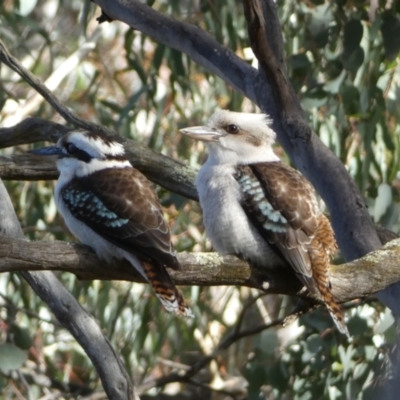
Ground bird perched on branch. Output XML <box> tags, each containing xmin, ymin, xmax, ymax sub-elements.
<box><xmin>31</xmin><ymin>130</ymin><xmax>192</xmax><ymax>317</ymax></box>
<box><xmin>180</xmin><ymin>110</ymin><xmax>348</xmax><ymax>336</ymax></box>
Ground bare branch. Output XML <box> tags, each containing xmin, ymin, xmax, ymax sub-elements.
<box><xmin>1</xmin><ymin>234</ymin><xmax>400</xmax><ymax>303</ymax></box>
<box><xmin>0</xmin><ymin>39</ymin><xmax>112</xmax><ymax>136</ymax></box>
<box><xmin>21</xmin><ymin>272</ymin><xmax>138</xmax><ymax>400</ymax></box>
<box><xmin>92</xmin><ymin>0</ymin><xmax>264</xmax><ymax>105</ymax></box>
<box><xmin>0</xmin><ymin>181</ymin><xmax>137</xmax><ymax>400</ymax></box>
<box><xmin>0</xmin><ymin>154</ymin><xmax>59</xmax><ymax>181</ymax></box>
<box><xmin>0</xmin><ymin>118</ymin><xmax>70</xmax><ymax>148</ymax></box>
<box><xmin>137</xmin><ymin>317</ymin><xmax>283</xmax><ymax>394</ymax></box>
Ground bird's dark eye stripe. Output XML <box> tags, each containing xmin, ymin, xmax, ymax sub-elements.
<box><xmin>74</xmin><ymin>149</ymin><xmax>92</xmax><ymax>163</ymax></box>
<box><xmin>66</xmin><ymin>143</ymin><xmax>91</xmax><ymax>163</ymax></box>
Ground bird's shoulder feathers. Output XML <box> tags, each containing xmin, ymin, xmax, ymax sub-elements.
<box><xmin>235</xmin><ymin>162</ymin><xmax>321</xmax><ymax>284</ymax></box>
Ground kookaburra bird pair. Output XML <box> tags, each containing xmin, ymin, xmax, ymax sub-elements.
<box><xmin>32</xmin><ymin>110</ymin><xmax>348</xmax><ymax>336</ymax></box>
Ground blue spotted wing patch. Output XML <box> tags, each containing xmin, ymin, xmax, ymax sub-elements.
<box><xmin>236</xmin><ymin>172</ymin><xmax>287</xmax><ymax>233</ymax></box>
<box><xmin>62</xmin><ymin>187</ymin><xmax>129</xmax><ymax>229</ymax></box>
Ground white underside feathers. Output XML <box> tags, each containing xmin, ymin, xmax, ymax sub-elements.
<box><xmin>196</xmin><ymin>163</ymin><xmax>285</xmax><ymax>269</ymax></box>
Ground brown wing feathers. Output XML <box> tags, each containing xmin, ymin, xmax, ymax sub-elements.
<box><xmin>68</xmin><ymin>168</ymin><xmax>179</xmax><ymax>269</ymax></box>
<box><xmin>238</xmin><ymin>162</ymin><xmax>349</xmax><ymax>336</ymax></box>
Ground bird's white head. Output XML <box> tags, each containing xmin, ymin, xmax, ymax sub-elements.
<box><xmin>31</xmin><ymin>130</ymin><xmax>131</xmax><ymax>178</ymax></box>
<box><xmin>180</xmin><ymin>110</ymin><xmax>280</xmax><ymax>165</ymax></box>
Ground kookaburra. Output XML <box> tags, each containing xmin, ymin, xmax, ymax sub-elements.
<box><xmin>180</xmin><ymin>110</ymin><xmax>348</xmax><ymax>336</ymax></box>
<box><xmin>31</xmin><ymin>130</ymin><xmax>192</xmax><ymax>317</ymax></box>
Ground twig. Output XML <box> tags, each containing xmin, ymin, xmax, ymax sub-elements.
<box><xmin>0</xmin><ymin>39</ymin><xmax>110</xmax><ymax>136</ymax></box>
<box><xmin>137</xmin><ymin>314</ymin><xmax>282</xmax><ymax>394</ymax></box>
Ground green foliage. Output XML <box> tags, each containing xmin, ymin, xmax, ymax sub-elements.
<box><xmin>283</xmin><ymin>1</ymin><xmax>400</xmax><ymax>226</ymax></box>
<box><xmin>0</xmin><ymin>343</ymin><xmax>28</xmax><ymax>373</ymax></box>
<box><xmin>0</xmin><ymin>0</ymin><xmax>399</xmax><ymax>399</ymax></box>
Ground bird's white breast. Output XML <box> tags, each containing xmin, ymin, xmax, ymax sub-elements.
<box><xmin>196</xmin><ymin>162</ymin><xmax>284</xmax><ymax>268</ymax></box>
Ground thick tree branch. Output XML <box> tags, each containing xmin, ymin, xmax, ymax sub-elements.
<box><xmin>1</xmin><ymin>234</ymin><xmax>400</xmax><ymax>304</ymax></box>
<box><xmin>242</xmin><ymin>0</ymin><xmax>382</xmax><ymax>263</ymax></box>
<box><xmin>0</xmin><ymin>181</ymin><xmax>137</xmax><ymax>400</ymax></box>
<box><xmin>0</xmin><ymin>118</ymin><xmax>70</xmax><ymax>147</ymax></box>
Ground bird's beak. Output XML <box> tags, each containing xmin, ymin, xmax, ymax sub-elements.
<box><xmin>29</xmin><ymin>146</ymin><xmax>64</xmax><ymax>157</ymax></box>
<box><xmin>179</xmin><ymin>126</ymin><xmax>225</xmax><ymax>142</ymax></box>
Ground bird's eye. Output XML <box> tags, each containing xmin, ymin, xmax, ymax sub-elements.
<box><xmin>66</xmin><ymin>143</ymin><xmax>78</xmax><ymax>154</ymax></box>
<box><xmin>226</xmin><ymin>124</ymin><xmax>239</xmax><ymax>134</ymax></box>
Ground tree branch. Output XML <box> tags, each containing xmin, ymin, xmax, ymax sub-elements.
<box><xmin>0</xmin><ymin>180</ymin><xmax>137</xmax><ymax>399</ymax></box>
<box><xmin>1</xmin><ymin>234</ymin><xmax>400</xmax><ymax>304</ymax></box>
<box><xmin>92</xmin><ymin>0</ymin><xmax>266</xmax><ymax>106</ymax></box>
<box><xmin>0</xmin><ymin>118</ymin><xmax>198</xmax><ymax>200</ymax></box>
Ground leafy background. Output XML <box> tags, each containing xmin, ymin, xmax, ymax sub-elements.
<box><xmin>0</xmin><ymin>0</ymin><xmax>400</xmax><ymax>398</ymax></box>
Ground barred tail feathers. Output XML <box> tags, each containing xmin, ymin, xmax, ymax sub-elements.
<box><xmin>325</xmin><ymin>294</ymin><xmax>350</xmax><ymax>338</ymax></box>
<box><xmin>311</xmin><ymin>217</ymin><xmax>349</xmax><ymax>338</ymax></box>
<box><xmin>142</xmin><ymin>261</ymin><xmax>193</xmax><ymax>318</ymax></box>
<box><xmin>317</xmin><ymin>269</ymin><xmax>350</xmax><ymax>338</ymax></box>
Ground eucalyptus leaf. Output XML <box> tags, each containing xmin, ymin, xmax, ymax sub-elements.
<box><xmin>0</xmin><ymin>343</ymin><xmax>28</xmax><ymax>372</ymax></box>
<box><xmin>374</xmin><ymin>183</ymin><xmax>392</xmax><ymax>223</ymax></box>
